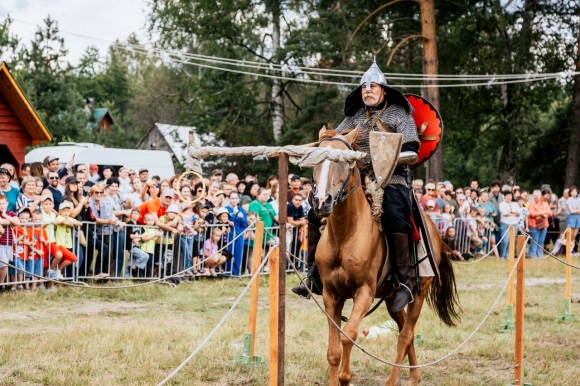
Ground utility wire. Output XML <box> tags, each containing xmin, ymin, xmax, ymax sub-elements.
<box><xmin>1</xmin><ymin>14</ymin><xmax>576</xmax><ymax>87</ymax></box>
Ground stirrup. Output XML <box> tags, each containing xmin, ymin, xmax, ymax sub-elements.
<box><xmin>393</xmin><ymin>282</ymin><xmax>415</xmax><ymax>305</ymax></box>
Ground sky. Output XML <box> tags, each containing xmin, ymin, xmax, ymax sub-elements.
<box><xmin>0</xmin><ymin>0</ymin><xmax>148</xmax><ymax>64</ymax></box>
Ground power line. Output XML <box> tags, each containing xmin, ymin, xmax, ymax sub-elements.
<box><xmin>1</xmin><ymin>14</ymin><xmax>576</xmax><ymax>87</ymax></box>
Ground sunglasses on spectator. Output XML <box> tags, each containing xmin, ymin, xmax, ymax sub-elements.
<box><xmin>426</xmin><ymin>188</ymin><xmax>434</xmax><ymax>191</ymax></box>
<box><xmin>129</xmin><ymin>173</ymin><xmax>135</xmax><ymax>176</ymax></box>
<box><xmin>93</xmin><ymin>191</ymin><xmax>104</xmax><ymax>195</ymax></box>
<box><xmin>49</xmin><ymin>176</ymin><xmax>59</xmax><ymax>180</ymax></box>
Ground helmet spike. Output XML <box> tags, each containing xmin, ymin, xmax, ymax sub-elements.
<box><xmin>360</xmin><ymin>60</ymin><xmax>387</xmax><ymax>90</ymax></box>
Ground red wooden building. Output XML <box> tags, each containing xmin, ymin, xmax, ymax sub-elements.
<box><xmin>0</xmin><ymin>62</ymin><xmax>52</xmax><ymax>169</ymax></box>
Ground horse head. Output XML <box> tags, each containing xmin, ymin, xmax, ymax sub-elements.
<box><xmin>311</xmin><ymin>126</ymin><xmax>359</xmax><ymax>218</ymax></box>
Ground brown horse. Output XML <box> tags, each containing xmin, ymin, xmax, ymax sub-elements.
<box><xmin>310</xmin><ymin>127</ymin><xmax>460</xmax><ymax>386</ymax></box>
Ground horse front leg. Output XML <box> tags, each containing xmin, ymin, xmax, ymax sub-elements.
<box><xmin>384</xmin><ymin>289</ymin><xmax>428</xmax><ymax>386</ymax></box>
<box><xmin>323</xmin><ymin>289</ymin><xmax>345</xmax><ymax>386</ymax></box>
<box><xmin>338</xmin><ymin>284</ymin><xmax>374</xmax><ymax>386</ymax></box>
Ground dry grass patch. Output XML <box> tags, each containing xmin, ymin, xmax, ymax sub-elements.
<box><xmin>0</xmin><ymin>257</ymin><xmax>579</xmax><ymax>385</ymax></box>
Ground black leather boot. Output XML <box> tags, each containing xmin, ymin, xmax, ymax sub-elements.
<box><xmin>389</xmin><ymin>233</ymin><xmax>414</xmax><ymax>312</ymax></box>
<box><xmin>291</xmin><ymin>208</ymin><xmax>323</xmax><ymax>299</ymax></box>
<box><xmin>291</xmin><ymin>262</ymin><xmax>323</xmax><ymax>298</ymax></box>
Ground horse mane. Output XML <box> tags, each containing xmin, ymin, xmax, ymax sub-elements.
<box><xmin>318</xmin><ymin>126</ymin><xmax>361</xmax><ymax>151</ymax></box>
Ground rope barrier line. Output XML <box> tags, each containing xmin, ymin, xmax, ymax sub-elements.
<box><xmin>524</xmin><ymin>233</ymin><xmax>580</xmax><ymax>270</ymax></box>
<box><xmin>284</xmin><ymin>237</ymin><xmax>529</xmax><ymax>369</ymax></box>
<box><xmin>1</xmin><ymin>225</ymin><xmax>253</xmax><ymax>290</ymax></box>
<box><xmin>454</xmin><ymin>230</ymin><xmax>509</xmax><ymax>265</ymax></box>
<box><xmin>156</xmin><ymin>248</ymin><xmax>272</xmax><ymax>386</ymax></box>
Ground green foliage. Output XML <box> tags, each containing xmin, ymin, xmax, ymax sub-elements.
<box><xmin>0</xmin><ymin>1</ymin><xmax>578</xmax><ymax>189</ymax></box>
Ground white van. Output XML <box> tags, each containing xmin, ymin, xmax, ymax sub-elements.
<box><xmin>26</xmin><ymin>142</ymin><xmax>176</xmax><ymax>179</ymax></box>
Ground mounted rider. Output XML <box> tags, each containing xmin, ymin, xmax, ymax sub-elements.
<box><xmin>292</xmin><ymin>59</ymin><xmax>420</xmax><ymax>313</ymax></box>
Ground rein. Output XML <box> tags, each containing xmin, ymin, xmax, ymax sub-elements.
<box><xmin>316</xmin><ymin>137</ymin><xmax>361</xmax><ymax>207</ymax></box>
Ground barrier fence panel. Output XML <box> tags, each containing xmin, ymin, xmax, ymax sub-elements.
<box><xmin>453</xmin><ymin>218</ymin><xmax>494</xmax><ymax>257</ymax></box>
<box><xmin>1</xmin><ymin>220</ymin><xmax>306</xmax><ymax>289</ymax></box>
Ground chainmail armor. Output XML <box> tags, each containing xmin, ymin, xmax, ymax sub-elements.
<box><xmin>336</xmin><ymin>103</ymin><xmax>419</xmax><ymax>186</ymax></box>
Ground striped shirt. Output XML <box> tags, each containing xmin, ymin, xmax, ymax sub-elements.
<box><xmin>0</xmin><ymin>210</ymin><xmax>16</xmax><ymax>245</ymax></box>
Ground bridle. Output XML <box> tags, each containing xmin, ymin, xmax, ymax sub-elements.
<box><xmin>313</xmin><ymin>137</ymin><xmax>361</xmax><ymax>210</ymax></box>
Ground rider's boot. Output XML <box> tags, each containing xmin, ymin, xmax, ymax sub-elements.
<box><xmin>389</xmin><ymin>233</ymin><xmax>414</xmax><ymax>313</ymax></box>
<box><xmin>291</xmin><ymin>209</ymin><xmax>323</xmax><ymax>298</ymax></box>
<box><xmin>291</xmin><ymin>261</ymin><xmax>323</xmax><ymax>298</ymax></box>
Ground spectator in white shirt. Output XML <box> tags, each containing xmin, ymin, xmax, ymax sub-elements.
<box><xmin>498</xmin><ymin>190</ymin><xmax>521</xmax><ymax>258</ymax></box>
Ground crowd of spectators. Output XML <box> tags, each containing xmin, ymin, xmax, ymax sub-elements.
<box><xmin>0</xmin><ymin>156</ymin><xmax>310</xmax><ymax>290</ymax></box>
<box><xmin>1</xmin><ymin>154</ymin><xmax>579</xmax><ymax>291</ymax></box>
<box><xmin>414</xmin><ymin>179</ymin><xmax>580</xmax><ymax>261</ymax></box>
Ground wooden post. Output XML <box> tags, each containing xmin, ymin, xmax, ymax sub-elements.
<box><xmin>232</xmin><ymin>222</ymin><xmax>265</xmax><ymax>365</ymax></box>
<box><xmin>559</xmin><ymin>227</ymin><xmax>576</xmax><ymax>322</ymax></box>
<box><xmin>513</xmin><ymin>235</ymin><xmax>529</xmax><ymax>385</ymax></box>
<box><xmin>270</xmin><ymin>151</ymin><xmax>288</xmax><ymax>386</ymax></box>
<box><xmin>249</xmin><ymin>221</ymin><xmax>265</xmax><ymax>358</ymax></box>
<box><xmin>269</xmin><ymin>246</ymin><xmax>280</xmax><ymax>385</ymax></box>
<box><xmin>500</xmin><ymin>226</ymin><xmax>516</xmax><ymax>332</ymax></box>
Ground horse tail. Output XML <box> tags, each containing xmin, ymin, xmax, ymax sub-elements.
<box><xmin>427</xmin><ymin>239</ymin><xmax>461</xmax><ymax>327</ymax></box>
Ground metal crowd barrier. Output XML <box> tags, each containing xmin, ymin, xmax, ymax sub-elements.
<box><xmin>0</xmin><ymin>221</ymin><xmax>308</xmax><ymax>289</ymax></box>
<box><xmin>452</xmin><ymin>217</ymin><xmax>494</xmax><ymax>256</ymax></box>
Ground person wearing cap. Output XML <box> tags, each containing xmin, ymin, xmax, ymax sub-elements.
<box><xmin>88</xmin><ymin>164</ymin><xmax>100</xmax><ymax>184</ymax></box>
<box><xmin>425</xmin><ymin>199</ymin><xmax>441</xmax><ymax>224</ymax></box>
<box><xmin>0</xmin><ymin>166</ymin><xmax>19</xmax><ymax>212</ymax></box>
<box><xmin>138</xmin><ymin>169</ymin><xmax>149</xmax><ymax>184</ymax></box>
<box><xmin>287</xmin><ymin>175</ymin><xmax>302</xmax><ymax>204</ymax></box>
<box><xmin>421</xmin><ymin>182</ymin><xmax>440</xmax><ymax>212</ymax></box>
<box><xmin>16</xmin><ymin>176</ymin><xmax>42</xmax><ymax>214</ymax></box>
<box><xmin>43</xmin><ymin>170</ymin><xmax>63</xmax><ymax>211</ymax></box>
<box><xmin>210</xmin><ymin>169</ymin><xmax>223</xmax><ymax>182</ymax></box>
<box><xmin>157</xmin><ymin>203</ymin><xmax>183</xmax><ymax>279</ymax></box>
<box><xmin>138</xmin><ymin>188</ymin><xmax>178</xmax><ymax>232</ymax></box>
<box><xmin>54</xmin><ymin>201</ymin><xmax>81</xmax><ymax>275</ymax></box>
<box><xmin>292</xmin><ymin>60</ymin><xmax>420</xmax><ymax>313</ymax></box>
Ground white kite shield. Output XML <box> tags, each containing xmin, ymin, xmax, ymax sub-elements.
<box><xmin>369</xmin><ymin>131</ymin><xmax>403</xmax><ymax>188</ymax></box>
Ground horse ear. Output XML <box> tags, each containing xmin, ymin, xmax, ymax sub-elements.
<box><xmin>318</xmin><ymin>125</ymin><xmax>327</xmax><ymax>139</ymax></box>
<box><xmin>343</xmin><ymin>125</ymin><xmax>359</xmax><ymax>145</ymax></box>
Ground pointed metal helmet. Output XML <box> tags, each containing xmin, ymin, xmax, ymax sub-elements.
<box><xmin>359</xmin><ymin>58</ymin><xmax>387</xmax><ymax>90</ymax></box>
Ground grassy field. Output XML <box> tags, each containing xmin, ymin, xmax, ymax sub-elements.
<box><xmin>1</xmin><ymin>257</ymin><xmax>579</xmax><ymax>386</ymax></box>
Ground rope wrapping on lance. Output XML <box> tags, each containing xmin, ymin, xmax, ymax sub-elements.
<box><xmin>186</xmin><ymin>131</ymin><xmax>367</xmax><ymax>175</ymax></box>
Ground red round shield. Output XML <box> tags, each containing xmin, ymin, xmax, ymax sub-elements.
<box><xmin>404</xmin><ymin>94</ymin><xmax>443</xmax><ymax>169</ymax></box>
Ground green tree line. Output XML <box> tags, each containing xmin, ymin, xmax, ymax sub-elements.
<box><xmin>0</xmin><ymin>0</ymin><xmax>578</xmax><ymax>191</ymax></box>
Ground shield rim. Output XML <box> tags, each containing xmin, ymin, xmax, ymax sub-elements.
<box><xmin>403</xmin><ymin>94</ymin><xmax>444</xmax><ymax>170</ymax></box>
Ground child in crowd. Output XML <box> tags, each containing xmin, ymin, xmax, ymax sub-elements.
<box><xmin>442</xmin><ymin>226</ymin><xmax>464</xmax><ymax>261</ymax></box>
<box><xmin>466</xmin><ymin>206</ymin><xmax>483</xmax><ymax>255</ymax></box>
<box><xmin>124</xmin><ymin>208</ymin><xmax>150</xmax><ymax>277</ymax></box>
<box><xmin>516</xmin><ymin>196</ymin><xmax>529</xmax><ymax>235</ymax></box>
<box><xmin>213</xmin><ymin>207</ymin><xmax>232</xmax><ymax>263</ymax></box>
<box><xmin>41</xmin><ymin>195</ymin><xmax>76</xmax><ymax>280</ymax></box>
<box><xmin>202</xmin><ymin>227</ymin><xmax>227</xmax><ymax>277</ymax></box>
<box><xmin>425</xmin><ymin>199</ymin><xmax>441</xmax><ymax>225</ymax></box>
<box><xmin>243</xmin><ymin>211</ymin><xmax>257</xmax><ymax>274</ymax></box>
<box><xmin>28</xmin><ymin>210</ymin><xmax>48</xmax><ymax>290</ymax></box>
<box><xmin>54</xmin><ymin>201</ymin><xmax>80</xmax><ymax>279</ymax></box>
<box><xmin>0</xmin><ymin>194</ymin><xmax>20</xmax><ymax>286</ymax></box>
<box><xmin>180</xmin><ymin>201</ymin><xmax>199</xmax><ymax>276</ymax></box>
<box><xmin>476</xmin><ymin>206</ymin><xmax>499</xmax><ymax>259</ymax></box>
<box><xmin>9</xmin><ymin>208</ymin><xmax>31</xmax><ymax>290</ymax></box>
<box><xmin>141</xmin><ymin>213</ymin><xmax>159</xmax><ymax>277</ymax></box>
<box><xmin>193</xmin><ymin>203</ymin><xmax>210</xmax><ymax>275</ymax></box>
<box><xmin>441</xmin><ymin>203</ymin><xmax>455</xmax><ymax>233</ymax></box>
<box><xmin>156</xmin><ymin>204</ymin><xmax>182</xmax><ymax>277</ymax></box>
